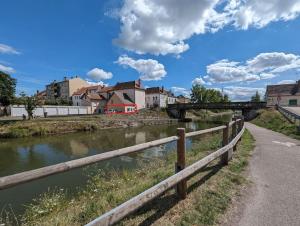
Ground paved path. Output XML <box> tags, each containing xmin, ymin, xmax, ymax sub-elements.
<box><xmin>284</xmin><ymin>107</ymin><xmax>300</xmax><ymax>117</ymax></box>
<box><xmin>236</xmin><ymin>123</ymin><xmax>300</xmax><ymax>226</ymax></box>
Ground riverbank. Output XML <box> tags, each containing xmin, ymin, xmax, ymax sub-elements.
<box><xmin>1</xmin><ymin>129</ymin><xmax>254</xmax><ymax>225</ymax></box>
<box><xmin>251</xmin><ymin>109</ymin><xmax>300</xmax><ymax>140</ymax></box>
<box><xmin>0</xmin><ymin>110</ymin><xmax>177</xmax><ymax>139</ymax></box>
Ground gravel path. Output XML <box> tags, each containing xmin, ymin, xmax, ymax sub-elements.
<box><xmin>235</xmin><ymin>123</ymin><xmax>300</xmax><ymax>226</ymax></box>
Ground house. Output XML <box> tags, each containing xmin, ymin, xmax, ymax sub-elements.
<box><xmin>105</xmin><ymin>91</ymin><xmax>137</xmax><ymax>114</ymax></box>
<box><xmin>113</xmin><ymin>80</ymin><xmax>145</xmax><ymax>110</ymax></box>
<box><xmin>266</xmin><ymin>80</ymin><xmax>300</xmax><ymax>106</ymax></box>
<box><xmin>72</xmin><ymin>85</ymin><xmax>106</xmax><ymax>113</ymax></box>
<box><xmin>46</xmin><ymin>76</ymin><xmax>90</xmax><ymax>102</ymax></box>
<box><xmin>81</xmin><ymin>93</ymin><xmax>107</xmax><ymax>114</ymax></box>
<box><xmin>72</xmin><ymin>85</ymin><xmax>102</xmax><ymax>106</ymax></box>
<box><xmin>167</xmin><ymin>91</ymin><xmax>176</xmax><ymax>105</ymax></box>
<box><xmin>145</xmin><ymin>87</ymin><xmax>168</xmax><ymax>108</ymax></box>
<box><xmin>176</xmin><ymin>95</ymin><xmax>191</xmax><ymax>104</ymax></box>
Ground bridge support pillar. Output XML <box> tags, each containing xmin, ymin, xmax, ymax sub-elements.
<box><xmin>179</xmin><ymin>109</ymin><xmax>186</xmax><ymax>121</ymax></box>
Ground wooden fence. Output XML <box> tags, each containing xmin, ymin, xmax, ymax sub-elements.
<box><xmin>0</xmin><ymin>117</ymin><xmax>245</xmax><ymax>226</ymax></box>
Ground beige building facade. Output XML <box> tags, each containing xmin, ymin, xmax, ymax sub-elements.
<box><xmin>46</xmin><ymin>76</ymin><xmax>89</xmax><ymax>101</ymax></box>
<box><xmin>266</xmin><ymin>80</ymin><xmax>300</xmax><ymax>106</ymax></box>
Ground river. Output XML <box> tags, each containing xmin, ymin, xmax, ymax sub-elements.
<box><xmin>0</xmin><ymin>120</ymin><xmax>224</xmax><ymax>216</ymax></box>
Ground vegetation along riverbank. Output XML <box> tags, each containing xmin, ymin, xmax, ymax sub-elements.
<box><xmin>252</xmin><ymin>109</ymin><xmax>300</xmax><ymax>140</ymax></box>
<box><xmin>0</xmin><ymin>110</ymin><xmax>176</xmax><ymax>139</ymax></box>
<box><xmin>0</xmin><ymin>129</ymin><xmax>254</xmax><ymax>225</ymax></box>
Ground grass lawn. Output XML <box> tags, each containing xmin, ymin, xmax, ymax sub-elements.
<box><xmin>1</xmin><ymin>130</ymin><xmax>254</xmax><ymax>226</ymax></box>
<box><xmin>252</xmin><ymin>109</ymin><xmax>300</xmax><ymax>140</ymax></box>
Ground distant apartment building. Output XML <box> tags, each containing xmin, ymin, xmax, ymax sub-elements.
<box><xmin>46</xmin><ymin>76</ymin><xmax>90</xmax><ymax>101</ymax></box>
<box><xmin>145</xmin><ymin>87</ymin><xmax>168</xmax><ymax>108</ymax></box>
<box><xmin>266</xmin><ymin>80</ymin><xmax>300</xmax><ymax>106</ymax></box>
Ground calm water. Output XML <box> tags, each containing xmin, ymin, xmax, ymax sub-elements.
<box><xmin>0</xmin><ymin>121</ymin><xmax>221</xmax><ymax>216</ymax></box>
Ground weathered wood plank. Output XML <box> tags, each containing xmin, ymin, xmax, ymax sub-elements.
<box><xmin>185</xmin><ymin>125</ymin><xmax>226</xmax><ymax>138</ymax></box>
<box><xmin>86</xmin><ymin>126</ymin><xmax>245</xmax><ymax>226</ymax></box>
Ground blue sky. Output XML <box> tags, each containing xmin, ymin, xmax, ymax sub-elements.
<box><xmin>1</xmin><ymin>0</ymin><xmax>300</xmax><ymax>100</ymax></box>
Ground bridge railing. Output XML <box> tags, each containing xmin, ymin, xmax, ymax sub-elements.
<box><xmin>168</xmin><ymin>101</ymin><xmax>267</xmax><ymax>110</ymax></box>
<box><xmin>0</xmin><ymin>118</ymin><xmax>245</xmax><ymax>226</ymax></box>
<box><xmin>277</xmin><ymin>105</ymin><xmax>300</xmax><ymax>127</ymax></box>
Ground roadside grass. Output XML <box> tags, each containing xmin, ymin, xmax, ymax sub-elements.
<box><xmin>252</xmin><ymin>109</ymin><xmax>300</xmax><ymax>140</ymax></box>
<box><xmin>0</xmin><ymin>130</ymin><xmax>254</xmax><ymax>226</ymax></box>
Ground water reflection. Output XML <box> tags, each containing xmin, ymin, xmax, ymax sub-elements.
<box><xmin>0</xmin><ymin>120</ymin><xmax>221</xmax><ymax>216</ymax></box>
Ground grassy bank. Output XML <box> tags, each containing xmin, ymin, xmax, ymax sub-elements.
<box><xmin>1</xmin><ymin>130</ymin><xmax>254</xmax><ymax>225</ymax></box>
<box><xmin>0</xmin><ymin>110</ymin><xmax>175</xmax><ymax>139</ymax></box>
<box><xmin>252</xmin><ymin>109</ymin><xmax>300</xmax><ymax>140</ymax></box>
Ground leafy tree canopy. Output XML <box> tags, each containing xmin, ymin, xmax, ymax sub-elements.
<box><xmin>190</xmin><ymin>85</ymin><xmax>230</xmax><ymax>103</ymax></box>
<box><xmin>0</xmin><ymin>71</ymin><xmax>16</xmax><ymax>107</ymax></box>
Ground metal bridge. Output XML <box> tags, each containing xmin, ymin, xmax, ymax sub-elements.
<box><xmin>167</xmin><ymin>101</ymin><xmax>267</xmax><ymax>120</ymax></box>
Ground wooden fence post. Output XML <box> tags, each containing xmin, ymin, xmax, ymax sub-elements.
<box><xmin>232</xmin><ymin>118</ymin><xmax>237</xmax><ymax>151</ymax></box>
<box><xmin>221</xmin><ymin>122</ymin><xmax>231</xmax><ymax>165</ymax></box>
<box><xmin>176</xmin><ymin>128</ymin><xmax>187</xmax><ymax>199</ymax></box>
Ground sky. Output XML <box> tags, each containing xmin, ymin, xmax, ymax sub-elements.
<box><xmin>1</xmin><ymin>0</ymin><xmax>300</xmax><ymax>100</ymax></box>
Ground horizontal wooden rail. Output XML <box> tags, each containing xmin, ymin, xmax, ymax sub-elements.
<box><xmin>87</xmin><ymin>125</ymin><xmax>245</xmax><ymax>226</ymax></box>
<box><xmin>0</xmin><ymin>136</ymin><xmax>178</xmax><ymax>190</ymax></box>
<box><xmin>185</xmin><ymin>125</ymin><xmax>226</xmax><ymax>138</ymax></box>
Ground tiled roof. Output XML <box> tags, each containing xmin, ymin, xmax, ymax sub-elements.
<box><xmin>145</xmin><ymin>87</ymin><xmax>167</xmax><ymax>95</ymax></box>
<box><xmin>266</xmin><ymin>81</ymin><xmax>300</xmax><ymax>96</ymax></box>
<box><xmin>72</xmin><ymin>87</ymin><xmax>87</xmax><ymax>95</ymax></box>
<box><xmin>114</xmin><ymin>80</ymin><xmax>144</xmax><ymax>90</ymax></box>
<box><xmin>109</xmin><ymin>91</ymin><xmax>134</xmax><ymax>105</ymax></box>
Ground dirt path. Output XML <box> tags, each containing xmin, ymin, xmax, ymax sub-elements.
<box><xmin>229</xmin><ymin>123</ymin><xmax>300</xmax><ymax>226</ymax></box>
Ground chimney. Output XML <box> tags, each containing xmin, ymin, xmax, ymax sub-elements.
<box><xmin>64</xmin><ymin>76</ymin><xmax>67</xmax><ymax>81</ymax></box>
<box><xmin>137</xmin><ymin>79</ymin><xmax>141</xmax><ymax>87</ymax></box>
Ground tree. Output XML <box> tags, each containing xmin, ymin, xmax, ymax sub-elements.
<box><xmin>0</xmin><ymin>71</ymin><xmax>16</xmax><ymax>115</ymax></box>
<box><xmin>18</xmin><ymin>92</ymin><xmax>41</xmax><ymax>120</ymax></box>
<box><xmin>191</xmin><ymin>84</ymin><xmax>228</xmax><ymax>103</ymax></box>
<box><xmin>251</xmin><ymin>91</ymin><xmax>261</xmax><ymax>102</ymax></box>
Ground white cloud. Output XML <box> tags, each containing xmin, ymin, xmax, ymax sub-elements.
<box><xmin>113</xmin><ymin>0</ymin><xmax>300</xmax><ymax>56</ymax></box>
<box><xmin>222</xmin><ymin>86</ymin><xmax>265</xmax><ymax>101</ymax></box>
<box><xmin>87</xmin><ymin>68</ymin><xmax>113</xmax><ymax>81</ymax></box>
<box><xmin>205</xmin><ymin>59</ymin><xmax>260</xmax><ymax>83</ymax></box>
<box><xmin>0</xmin><ymin>64</ymin><xmax>15</xmax><ymax>74</ymax></box>
<box><xmin>116</xmin><ymin>55</ymin><xmax>166</xmax><ymax>81</ymax></box>
<box><xmin>0</xmin><ymin>43</ymin><xmax>20</xmax><ymax>55</ymax></box>
<box><xmin>85</xmin><ymin>80</ymin><xmax>108</xmax><ymax>87</ymax></box>
<box><xmin>203</xmin><ymin>52</ymin><xmax>300</xmax><ymax>84</ymax></box>
<box><xmin>171</xmin><ymin>87</ymin><xmax>190</xmax><ymax>97</ymax></box>
<box><xmin>192</xmin><ymin>77</ymin><xmax>207</xmax><ymax>86</ymax></box>
<box><xmin>277</xmin><ymin>80</ymin><xmax>296</xmax><ymax>84</ymax></box>
<box><xmin>232</xmin><ymin>0</ymin><xmax>300</xmax><ymax>30</ymax></box>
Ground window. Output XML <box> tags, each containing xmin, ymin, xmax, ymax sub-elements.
<box><xmin>289</xmin><ymin>99</ymin><xmax>297</xmax><ymax>106</ymax></box>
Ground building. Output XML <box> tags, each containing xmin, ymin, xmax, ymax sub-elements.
<box><xmin>145</xmin><ymin>87</ymin><xmax>168</xmax><ymax>108</ymax></box>
<box><xmin>72</xmin><ymin>85</ymin><xmax>102</xmax><ymax>106</ymax></box>
<box><xmin>167</xmin><ymin>91</ymin><xmax>176</xmax><ymax>105</ymax></box>
<box><xmin>72</xmin><ymin>85</ymin><xmax>105</xmax><ymax>113</ymax></box>
<box><xmin>112</xmin><ymin>80</ymin><xmax>145</xmax><ymax>110</ymax></box>
<box><xmin>266</xmin><ymin>80</ymin><xmax>300</xmax><ymax>106</ymax></box>
<box><xmin>46</xmin><ymin>76</ymin><xmax>90</xmax><ymax>102</ymax></box>
<box><xmin>105</xmin><ymin>91</ymin><xmax>137</xmax><ymax>114</ymax></box>
<box><xmin>176</xmin><ymin>95</ymin><xmax>191</xmax><ymax>104</ymax></box>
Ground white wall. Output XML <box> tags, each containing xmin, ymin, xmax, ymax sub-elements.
<box><xmin>146</xmin><ymin>93</ymin><xmax>167</xmax><ymax>108</ymax></box>
<box><xmin>135</xmin><ymin>89</ymin><xmax>146</xmax><ymax>109</ymax></box>
<box><xmin>267</xmin><ymin>95</ymin><xmax>300</xmax><ymax>106</ymax></box>
<box><xmin>11</xmin><ymin>105</ymin><xmax>92</xmax><ymax>117</ymax></box>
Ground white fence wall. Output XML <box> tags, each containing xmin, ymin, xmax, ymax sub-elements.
<box><xmin>10</xmin><ymin>105</ymin><xmax>92</xmax><ymax>117</ymax></box>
